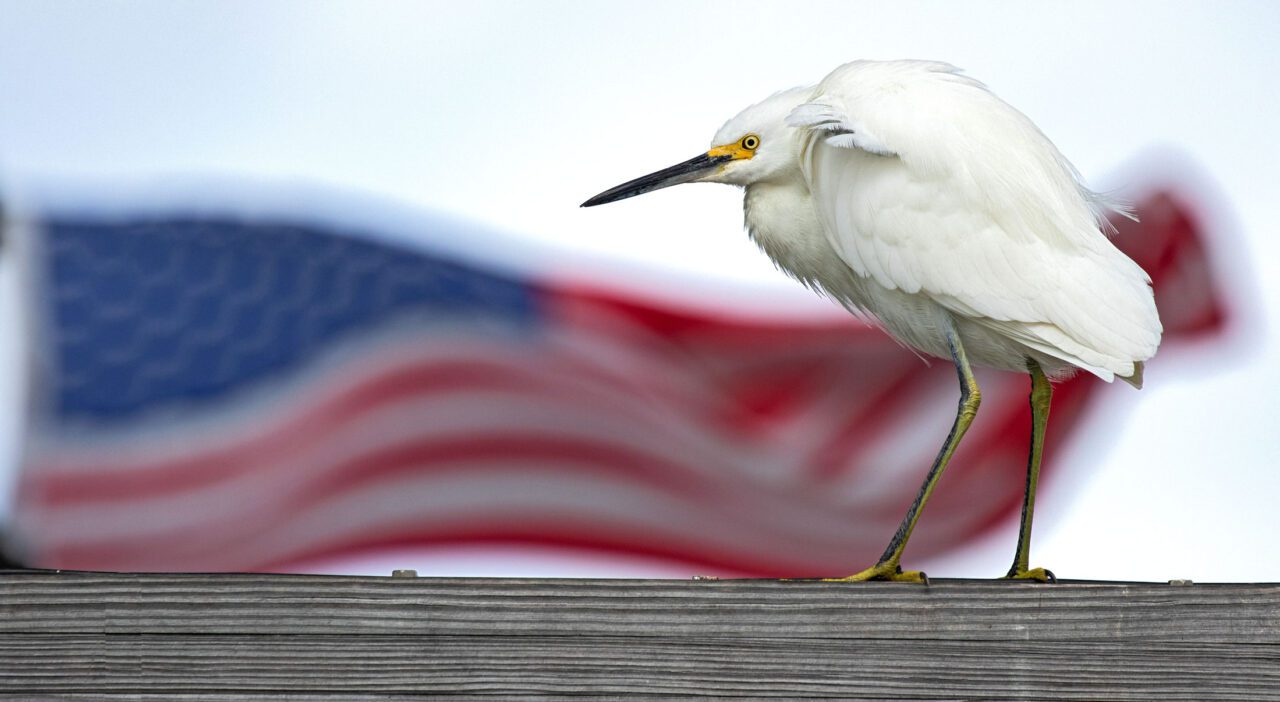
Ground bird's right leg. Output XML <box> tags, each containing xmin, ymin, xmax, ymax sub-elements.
<box><xmin>1004</xmin><ymin>358</ymin><xmax>1055</xmax><ymax>582</ymax></box>
<box><xmin>828</xmin><ymin>319</ymin><xmax>981</xmax><ymax>583</ymax></box>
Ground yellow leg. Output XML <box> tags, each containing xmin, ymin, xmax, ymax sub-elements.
<box><xmin>1004</xmin><ymin>359</ymin><xmax>1055</xmax><ymax>583</ymax></box>
<box><xmin>828</xmin><ymin>322</ymin><xmax>980</xmax><ymax>584</ymax></box>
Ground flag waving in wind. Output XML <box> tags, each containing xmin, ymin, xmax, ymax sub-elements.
<box><xmin>8</xmin><ymin>177</ymin><xmax>1229</xmax><ymax>575</ymax></box>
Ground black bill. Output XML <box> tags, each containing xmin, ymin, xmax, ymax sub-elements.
<box><xmin>581</xmin><ymin>152</ymin><xmax>731</xmax><ymax>207</ymax></box>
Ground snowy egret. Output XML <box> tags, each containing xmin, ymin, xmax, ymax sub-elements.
<box><xmin>582</xmin><ymin>60</ymin><xmax>1162</xmax><ymax>583</ymax></box>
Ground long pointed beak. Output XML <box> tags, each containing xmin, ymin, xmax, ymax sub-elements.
<box><xmin>581</xmin><ymin>152</ymin><xmax>732</xmax><ymax>207</ymax></box>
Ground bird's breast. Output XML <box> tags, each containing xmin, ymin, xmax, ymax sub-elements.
<box><xmin>743</xmin><ymin>178</ymin><xmax>954</xmax><ymax>363</ymax></box>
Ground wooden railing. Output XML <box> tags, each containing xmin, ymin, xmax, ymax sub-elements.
<box><xmin>2</xmin><ymin>570</ymin><xmax>1277</xmax><ymax>699</ymax></box>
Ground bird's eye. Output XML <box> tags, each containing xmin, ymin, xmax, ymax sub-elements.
<box><xmin>741</xmin><ymin>135</ymin><xmax>760</xmax><ymax>150</ymax></box>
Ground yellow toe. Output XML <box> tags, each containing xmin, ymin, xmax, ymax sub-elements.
<box><xmin>824</xmin><ymin>561</ymin><xmax>928</xmax><ymax>584</ymax></box>
<box><xmin>1004</xmin><ymin>566</ymin><xmax>1056</xmax><ymax>583</ymax></box>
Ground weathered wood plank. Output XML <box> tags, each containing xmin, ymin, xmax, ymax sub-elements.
<box><xmin>4</xmin><ymin>572</ymin><xmax>1278</xmax><ymax>641</ymax></box>
<box><xmin>2</xmin><ymin>634</ymin><xmax>1278</xmax><ymax>699</ymax></box>
<box><xmin>2</xmin><ymin>571</ymin><xmax>1277</xmax><ymax>699</ymax></box>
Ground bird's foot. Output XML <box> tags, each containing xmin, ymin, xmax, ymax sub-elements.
<box><xmin>824</xmin><ymin>560</ymin><xmax>928</xmax><ymax>584</ymax></box>
<box><xmin>1004</xmin><ymin>566</ymin><xmax>1056</xmax><ymax>583</ymax></box>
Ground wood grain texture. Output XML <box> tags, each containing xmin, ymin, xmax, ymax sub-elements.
<box><xmin>2</xmin><ymin>571</ymin><xmax>1278</xmax><ymax>700</ymax></box>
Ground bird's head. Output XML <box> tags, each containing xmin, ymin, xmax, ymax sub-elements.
<box><xmin>582</xmin><ymin>87</ymin><xmax>810</xmax><ymax>207</ymax></box>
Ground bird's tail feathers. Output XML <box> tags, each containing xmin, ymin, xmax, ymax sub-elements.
<box><xmin>1118</xmin><ymin>361</ymin><xmax>1145</xmax><ymax>389</ymax></box>
<box><xmin>974</xmin><ymin>318</ymin><xmax>1154</xmax><ymax>386</ymax></box>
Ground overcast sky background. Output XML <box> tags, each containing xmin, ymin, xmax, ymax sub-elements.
<box><xmin>0</xmin><ymin>1</ymin><xmax>1276</xmax><ymax>581</ymax></box>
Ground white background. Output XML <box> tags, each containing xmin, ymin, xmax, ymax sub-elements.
<box><xmin>0</xmin><ymin>1</ymin><xmax>1276</xmax><ymax>581</ymax></box>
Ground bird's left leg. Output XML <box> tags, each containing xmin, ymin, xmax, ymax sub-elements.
<box><xmin>1004</xmin><ymin>358</ymin><xmax>1055</xmax><ymax>582</ymax></box>
<box><xmin>829</xmin><ymin>318</ymin><xmax>980</xmax><ymax>583</ymax></box>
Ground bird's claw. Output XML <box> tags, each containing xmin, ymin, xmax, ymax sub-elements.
<box><xmin>1004</xmin><ymin>566</ymin><xmax>1056</xmax><ymax>583</ymax></box>
<box><xmin>824</xmin><ymin>561</ymin><xmax>929</xmax><ymax>584</ymax></box>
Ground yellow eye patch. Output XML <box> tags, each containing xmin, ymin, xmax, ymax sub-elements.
<box><xmin>708</xmin><ymin>134</ymin><xmax>760</xmax><ymax>160</ymax></box>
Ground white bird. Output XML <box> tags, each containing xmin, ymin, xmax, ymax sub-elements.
<box><xmin>582</xmin><ymin>60</ymin><xmax>1161</xmax><ymax>583</ymax></box>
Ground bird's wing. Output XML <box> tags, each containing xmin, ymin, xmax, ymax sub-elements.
<box><xmin>788</xmin><ymin>61</ymin><xmax>1161</xmax><ymax>375</ymax></box>
<box><xmin>786</xmin><ymin>101</ymin><xmax>896</xmax><ymax>156</ymax></box>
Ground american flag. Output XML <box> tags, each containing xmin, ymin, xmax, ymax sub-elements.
<box><xmin>7</xmin><ymin>179</ymin><xmax>1228</xmax><ymax>576</ymax></box>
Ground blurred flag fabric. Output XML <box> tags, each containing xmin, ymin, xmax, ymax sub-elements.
<box><xmin>6</xmin><ymin>178</ymin><xmax>1228</xmax><ymax>576</ymax></box>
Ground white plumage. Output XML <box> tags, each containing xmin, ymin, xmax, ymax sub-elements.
<box><xmin>735</xmin><ymin>61</ymin><xmax>1161</xmax><ymax>384</ymax></box>
<box><xmin>583</xmin><ymin>59</ymin><xmax>1162</xmax><ymax>581</ymax></box>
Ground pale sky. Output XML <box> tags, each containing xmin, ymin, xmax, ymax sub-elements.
<box><xmin>0</xmin><ymin>1</ymin><xmax>1277</xmax><ymax>581</ymax></box>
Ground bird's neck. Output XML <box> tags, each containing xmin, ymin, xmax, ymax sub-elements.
<box><xmin>743</xmin><ymin>179</ymin><xmax>830</xmax><ymax>288</ymax></box>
